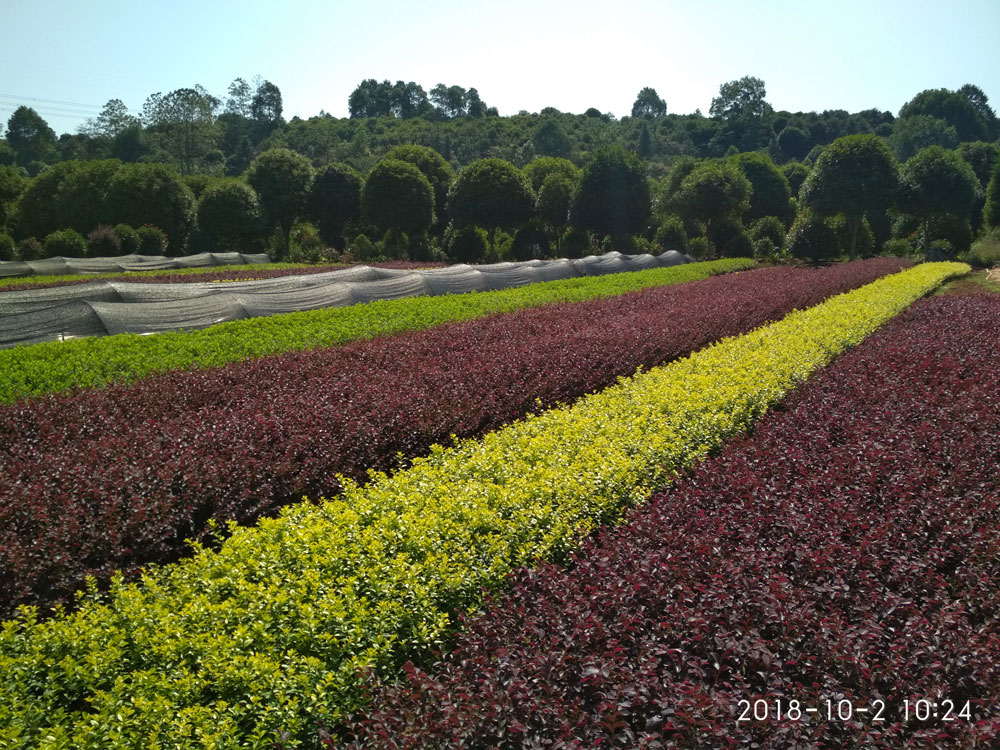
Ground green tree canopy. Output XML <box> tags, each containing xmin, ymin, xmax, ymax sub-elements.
<box><xmin>956</xmin><ymin>141</ymin><xmax>999</xmax><ymax>188</ymax></box>
<box><xmin>448</xmin><ymin>158</ymin><xmax>534</xmax><ymax>247</ymax></box>
<box><xmin>673</xmin><ymin>160</ymin><xmax>751</xmax><ymax>256</ymax></box>
<box><xmin>532</xmin><ymin>119</ymin><xmax>571</xmax><ymax>159</ymax></box>
<box><xmin>731</xmin><ymin>151</ymin><xmax>793</xmax><ymax>226</ymax></box>
<box><xmin>58</xmin><ymin>159</ymin><xmax>123</xmax><ymax>235</ymax></box>
<box><xmin>889</xmin><ymin>115</ymin><xmax>959</xmax><ymax>161</ymax></box>
<box><xmin>307</xmin><ymin>163</ymin><xmax>363</xmax><ymax>248</ymax></box>
<box><xmin>361</xmin><ymin>159</ymin><xmax>434</xmax><ymax>244</ymax></box>
<box><xmin>245</xmin><ymin>148</ymin><xmax>313</xmax><ymax>260</ymax></box>
<box><xmin>781</xmin><ymin>161</ymin><xmax>810</xmax><ymax>198</ymax></box>
<box><xmin>197</xmin><ymin>179</ymin><xmax>263</xmax><ymax>252</ymax></box>
<box><xmin>0</xmin><ymin>164</ymin><xmax>27</xmax><ymax>231</ymax></box>
<box><xmin>5</xmin><ymin>106</ymin><xmax>57</xmax><ymax>166</ymax></box>
<box><xmin>899</xmin><ymin>88</ymin><xmax>989</xmax><ymax>143</ymax></box>
<box><xmin>105</xmin><ymin>163</ymin><xmax>197</xmax><ymax>253</ymax></box>
<box><xmin>522</xmin><ymin>156</ymin><xmax>580</xmax><ymax>194</ymax></box>
<box><xmin>571</xmin><ymin>145</ymin><xmax>651</xmax><ymax>244</ymax></box>
<box><xmin>631</xmin><ymin>87</ymin><xmax>667</xmax><ymax>117</ymax></box>
<box><xmin>709</xmin><ymin>76</ymin><xmax>773</xmax><ymax>151</ymax></box>
<box><xmin>899</xmin><ymin>145</ymin><xmax>980</xmax><ymax>226</ymax></box>
<box><xmin>799</xmin><ymin>134</ymin><xmax>899</xmax><ymax>258</ymax></box>
<box><xmin>380</xmin><ymin>144</ymin><xmax>453</xmax><ymax>230</ymax></box>
<box><xmin>536</xmin><ymin>173</ymin><xmax>575</xmax><ymax>251</ymax></box>
<box><xmin>141</xmin><ymin>86</ymin><xmax>220</xmax><ymax>174</ymax></box>
<box><xmin>984</xmin><ymin>155</ymin><xmax>1000</xmax><ymax>228</ymax></box>
<box><xmin>14</xmin><ymin>161</ymin><xmax>82</xmax><ymax>240</ymax></box>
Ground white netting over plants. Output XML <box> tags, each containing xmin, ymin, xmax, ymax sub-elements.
<box><xmin>0</xmin><ymin>251</ymin><xmax>694</xmax><ymax>348</ymax></box>
<box><xmin>0</xmin><ymin>252</ymin><xmax>273</xmax><ymax>279</ymax></box>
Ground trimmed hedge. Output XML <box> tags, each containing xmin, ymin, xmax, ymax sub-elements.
<box><xmin>0</xmin><ymin>262</ymin><xmax>967</xmax><ymax>749</ymax></box>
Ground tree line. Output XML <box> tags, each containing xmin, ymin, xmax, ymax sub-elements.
<box><xmin>1</xmin><ymin>77</ymin><xmax>998</xmax><ymax>267</ymax></box>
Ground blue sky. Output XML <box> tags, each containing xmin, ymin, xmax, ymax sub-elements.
<box><xmin>2</xmin><ymin>0</ymin><xmax>998</xmax><ymax>136</ymax></box>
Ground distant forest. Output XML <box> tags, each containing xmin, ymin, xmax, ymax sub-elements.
<box><xmin>1</xmin><ymin>76</ymin><xmax>998</xmax><ymax>266</ymax></box>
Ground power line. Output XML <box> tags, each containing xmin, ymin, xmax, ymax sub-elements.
<box><xmin>0</xmin><ymin>93</ymin><xmax>109</xmax><ymax>111</ymax></box>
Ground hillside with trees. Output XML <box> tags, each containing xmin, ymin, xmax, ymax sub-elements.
<box><xmin>1</xmin><ymin>76</ymin><xmax>998</xmax><ymax>268</ymax></box>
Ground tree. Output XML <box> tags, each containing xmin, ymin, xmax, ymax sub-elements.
<box><xmin>532</xmin><ymin>119</ymin><xmax>571</xmax><ymax>159</ymax></box>
<box><xmin>957</xmin><ymin>141</ymin><xmax>999</xmax><ymax>188</ymax></box>
<box><xmin>899</xmin><ymin>145</ymin><xmax>980</xmax><ymax>255</ymax></box>
<box><xmin>81</xmin><ymin>99</ymin><xmax>139</xmax><ymax>139</ymax></box>
<box><xmin>5</xmin><ymin>106</ymin><xmax>57</xmax><ymax>166</ymax></box>
<box><xmin>246</xmin><ymin>148</ymin><xmax>313</xmax><ymax>260</ymax></box>
<box><xmin>0</xmin><ymin>165</ymin><xmax>27</xmax><ymax>231</ymax></box>
<box><xmin>673</xmin><ymin>161</ymin><xmax>751</xmax><ymax>256</ymax></box>
<box><xmin>431</xmin><ymin>84</ymin><xmax>468</xmax><ymax>119</ymax></box>
<box><xmin>13</xmin><ymin>161</ymin><xmax>81</xmax><ymax>240</ymax></box>
<box><xmin>571</xmin><ymin>145</ymin><xmax>650</xmax><ymax>246</ymax></box>
<box><xmin>899</xmin><ymin>88</ymin><xmax>988</xmax><ymax>143</ymax></box>
<box><xmin>142</xmin><ymin>86</ymin><xmax>220</xmax><ymax>174</ymax></box>
<box><xmin>776</xmin><ymin>125</ymin><xmax>810</xmax><ymax>162</ymax></box>
<box><xmin>225</xmin><ymin>77</ymin><xmax>254</xmax><ymax>117</ymax></box>
<box><xmin>787</xmin><ymin>211</ymin><xmax>841</xmax><ymax>263</ymax></box>
<box><xmin>522</xmin><ymin>156</ymin><xmax>580</xmax><ymax>193</ymax></box>
<box><xmin>449</xmin><ymin>158</ymin><xmax>533</xmax><ymax>253</ymax></box>
<box><xmin>349</xmin><ymin>79</ymin><xmax>393</xmax><ymax>118</ymax></box>
<box><xmin>889</xmin><ymin>115</ymin><xmax>959</xmax><ymax>161</ymax></box>
<box><xmin>307</xmin><ymin>163</ymin><xmax>363</xmax><ymax>248</ymax></box>
<box><xmin>197</xmin><ymin>180</ymin><xmax>263</xmax><ymax>252</ymax></box>
<box><xmin>799</xmin><ymin>134</ymin><xmax>899</xmax><ymax>259</ymax></box>
<box><xmin>631</xmin><ymin>87</ymin><xmax>667</xmax><ymax>118</ymax></box>
<box><xmin>781</xmin><ymin>161</ymin><xmax>810</xmax><ymax>198</ymax></box>
<box><xmin>249</xmin><ymin>80</ymin><xmax>284</xmax><ymax>140</ymax></box>
<box><xmin>537</xmin><ymin>173</ymin><xmax>574</xmax><ymax>252</ymax></box>
<box><xmin>392</xmin><ymin>81</ymin><xmax>432</xmax><ymax>118</ymax></box>
<box><xmin>710</xmin><ymin>76</ymin><xmax>773</xmax><ymax>151</ymax></box>
<box><xmin>361</xmin><ymin>159</ymin><xmax>434</xmax><ymax>255</ymax></box>
<box><xmin>105</xmin><ymin>163</ymin><xmax>197</xmax><ymax>253</ymax></box>
<box><xmin>958</xmin><ymin>83</ymin><xmax>998</xmax><ymax>140</ymax></box>
<box><xmin>984</xmin><ymin>155</ymin><xmax>1000</xmax><ymax>228</ymax></box>
<box><xmin>380</xmin><ymin>144</ymin><xmax>453</xmax><ymax>231</ymax></box>
<box><xmin>58</xmin><ymin>159</ymin><xmax>122</xmax><ymax>234</ymax></box>
<box><xmin>732</xmin><ymin>151</ymin><xmax>793</xmax><ymax>226</ymax></box>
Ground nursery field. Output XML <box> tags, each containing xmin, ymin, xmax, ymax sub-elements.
<box><xmin>345</xmin><ymin>286</ymin><xmax>1000</xmax><ymax>749</ymax></box>
<box><xmin>0</xmin><ymin>258</ymin><xmax>904</xmax><ymax>617</ymax></box>
<box><xmin>0</xmin><ymin>260</ymin><xmax>970</xmax><ymax>749</ymax></box>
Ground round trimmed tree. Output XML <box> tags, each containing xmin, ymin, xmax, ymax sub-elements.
<box><xmin>307</xmin><ymin>163</ymin><xmax>363</xmax><ymax>249</ymax></box>
<box><xmin>246</xmin><ymin>148</ymin><xmax>313</xmax><ymax>261</ymax></box>
<box><xmin>361</xmin><ymin>159</ymin><xmax>434</xmax><ymax>257</ymax></box>
<box><xmin>799</xmin><ymin>134</ymin><xmax>899</xmax><ymax>259</ymax></box>
<box><xmin>105</xmin><ymin>163</ymin><xmax>196</xmax><ymax>254</ymax></box>
<box><xmin>673</xmin><ymin>160</ymin><xmax>751</xmax><ymax>257</ymax></box>
<box><xmin>571</xmin><ymin>145</ymin><xmax>650</xmax><ymax>247</ymax></box>
<box><xmin>197</xmin><ymin>180</ymin><xmax>263</xmax><ymax>252</ymax></box>
<box><xmin>448</xmin><ymin>158</ymin><xmax>533</xmax><ymax>255</ymax></box>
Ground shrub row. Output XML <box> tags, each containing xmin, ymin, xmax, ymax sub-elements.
<box><xmin>0</xmin><ymin>262</ymin><xmax>967</xmax><ymax>749</ymax></box>
<box><xmin>0</xmin><ymin>258</ymin><xmax>754</xmax><ymax>404</ymax></box>
<box><xmin>0</xmin><ymin>259</ymin><xmax>907</xmax><ymax>616</ymax></box>
<box><xmin>345</xmin><ymin>291</ymin><xmax>1000</xmax><ymax>749</ymax></box>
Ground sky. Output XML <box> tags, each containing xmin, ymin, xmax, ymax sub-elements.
<box><xmin>1</xmin><ymin>0</ymin><xmax>998</xmax><ymax>137</ymax></box>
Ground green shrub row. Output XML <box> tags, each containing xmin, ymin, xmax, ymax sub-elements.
<box><xmin>0</xmin><ymin>262</ymin><xmax>968</xmax><ymax>749</ymax></box>
<box><xmin>0</xmin><ymin>258</ymin><xmax>755</xmax><ymax>403</ymax></box>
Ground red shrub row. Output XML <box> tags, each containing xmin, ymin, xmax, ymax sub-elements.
<box><xmin>0</xmin><ymin>259</ymin><xmax>910</xmax><ymax>618</ymax></box>
<box><xmin>342</xmin><ymin>292</ymin><xmax>1000</xmax><ymax>749</ymax></box>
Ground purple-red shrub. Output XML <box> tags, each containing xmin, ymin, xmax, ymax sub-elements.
<box><xmin>0</xmin><ymin>259</ymin><xmax>910</xmax><ymax>617</ymax></box>
<box><xmin>342</xmin><ymin>292</ymin><xmax>1000</xmax><ymax>749</ymax></box>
